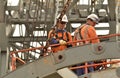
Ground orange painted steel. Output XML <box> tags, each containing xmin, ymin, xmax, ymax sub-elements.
<box><xmin>69</xmin><ymin>60</ymin><xmax>120</xmax><ymax>70</ymax></box>
<box><xmin>11</xmin><ymin>56</ymin><xmax>26</xmax><ymax>71</ymax></box>
<box><xmin>50</xmin><ymin>33</ymin><xmax>120</xmax><ymax>47</ymax></box>
<box><xmin>10</xmin><ymin>33</ymin><xmax>120</xmax><ymax>54</ymax></box>
<box><xmin>10</xmin><ymin>46</ymin><xmax>44</xmax><ymax>55</ymax></box>
<box><xmin>85</xmin><ymin>62</ymin><xmax>88</xmax><ymax>74</ymax></box>
<box><xmin>10</xmin><ymin>33</ymin><xmax>120</xmax><ymax>71</ymax></box>
<box><xmin>16</xmin><ymin>57</ymin><xmax>26</xmax><ymax>64</ymax></box>
<box><xmin>11</xmin><ymin>56</ymin><xmax>16</xmax><ymax>71</ymax></box>
<box><xmin>11</xmin><ymin>53</ymin><xmax>26</xmax><ymax>71</ymax></box>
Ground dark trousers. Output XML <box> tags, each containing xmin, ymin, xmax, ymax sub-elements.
<box><xmin>76</xmin><ymin>61</ymin><xmax>94</xmax><ymax>76</ymax></box>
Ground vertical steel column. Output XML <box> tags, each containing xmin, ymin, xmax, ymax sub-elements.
<box><xmin>0</xmin><ymin>0</ymin><xmax>8</xmax><ymax>77</ymax></box>
<box><xmin>118</xmin><ymin>22</ymin><xmax>120</xmax><ymax>41</ymax></box>
<box><xmin>116</xmin><ymin>0</ymin><xmax>120</xmax><ymax>41</ymax></box>
<box><xmin>108</xmin><ymin>0</ymin><xmax>117</xmax><ymax>41</ymax></box>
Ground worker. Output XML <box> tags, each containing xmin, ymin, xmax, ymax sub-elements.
<box><xmin>74</xmin><ymin>14</ymin><xmax>100</xmax><ymax>76</ymax></box>
<box><xmin>74</xmin><ymin>14</ymin><xmax>100</xmax><ymax>45</ymax></box>
<box><xmin>48</xmin><ymin>14</ymin><xmax>72</xmax><ymax>53</ymax></box>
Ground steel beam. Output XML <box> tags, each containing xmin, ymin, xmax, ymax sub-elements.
<box><xmin>1</xmin><ymin>41</ymin><xmax>120</xmax><ymax>78</ymax></box>
<box><xmin>9</xmin><ymin>36</ymin><xmax>47</xmax><ymax>42</ymax></box>
<box><xmin>7</xmin><ymin>16</ymin><xmax>109</xmax><ymax>24</ymax></box>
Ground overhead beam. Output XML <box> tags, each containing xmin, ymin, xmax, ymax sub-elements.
<box><xmin>9</xmin><ymin>36</ymin><xmax>47</xmax><ymax>42</ymax></box>
<box><xmin>7</xmin><ymin>16</ymin><xmax>109</xmax><ymax>24</ymax></box>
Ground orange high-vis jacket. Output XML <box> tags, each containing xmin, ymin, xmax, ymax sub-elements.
<box><xmin>74</xmin><ymin>24</ymin><xmax>100</xmax><ymax>45</ymax></box>
<box><xmin>50</xmin><ymin>30</ymin><xmax>72</xmax><ymax>53</ymax></box>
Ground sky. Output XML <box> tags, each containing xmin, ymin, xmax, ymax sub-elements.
<box><xmin>7</xmin><ymin>0</ymin><xmax>19</xmax><ymax>6</ymax></box>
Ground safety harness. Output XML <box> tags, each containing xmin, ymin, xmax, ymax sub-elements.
<box><xmin>55</xmin><ymin>30</ymin><xmax>69</xmax><ymax>42</ymax></box>
<box><xmin>74</xmin><ymin>24</ymin><xmax>91</xmax><ymax>45</ymax></box>
<box><xmin>49</xmin><ymin>29</ymin><xmax>72</xmax><ymax>48</ymax></box>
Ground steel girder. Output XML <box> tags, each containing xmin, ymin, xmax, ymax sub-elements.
<box><xmin>1</xmin><ymin>41</ymin><xmax>120</xmax><ymax>78</ymax></box>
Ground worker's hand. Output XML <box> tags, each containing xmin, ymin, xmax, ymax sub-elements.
<box><xmin>59</xmin><ymin>40</ymin><xmax>67</xmax><ymax>45</ymax></box>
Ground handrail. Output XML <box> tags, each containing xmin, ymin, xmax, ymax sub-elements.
<box><xmin>69</xmin><ymin>60</ymin><xmax>120</xmax><ymax>71</ymax></box>
<box><xmin>10</xmin><ymin>33</ymin><xmax>120</xmax><ymax>54</ymax></box>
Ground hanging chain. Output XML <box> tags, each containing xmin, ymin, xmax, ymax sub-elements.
<box><xmin>51</xmin><ymin>0</ymin><xmax>72</xmax><ymax>38</ymax></box>
<box><xmin>42</xmin><ymin>0</ymin><xmax>72</xmax><ymax>56</ymax></box>
<box><xmin>51</xmin><ymin>0</ymin><xmax>72</xmax><ymax>35</ymax></box>
<box><xmin>58</xmin><ymin>0</ymin><xmax>71</xmax><ymax>21</ymax></box>
<box><xmin>51</xmin><ymin>0</ymin><xmax>72</xmax><ymax>34</ymax></box>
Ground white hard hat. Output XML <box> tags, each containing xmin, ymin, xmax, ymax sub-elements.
<box><xmin>56</xmin><ymin>14</ymin><xmax>68</xmax><ymax>22</ymax></box>
<box><xmin>87</xmin><ymin>14</ymin><xmax>99</xmax><ymax>24</ymax></box>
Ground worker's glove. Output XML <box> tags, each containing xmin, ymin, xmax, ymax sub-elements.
<box><xmin>59</xmin><ymin>40</ymin><xmax>67</xmax><ymax>45</ymax></box>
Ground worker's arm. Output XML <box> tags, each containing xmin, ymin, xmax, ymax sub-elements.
<box><xmin>50</xmin><ymin>38</ymin><xmax>59</xmax><ymax>44</ymax></box>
